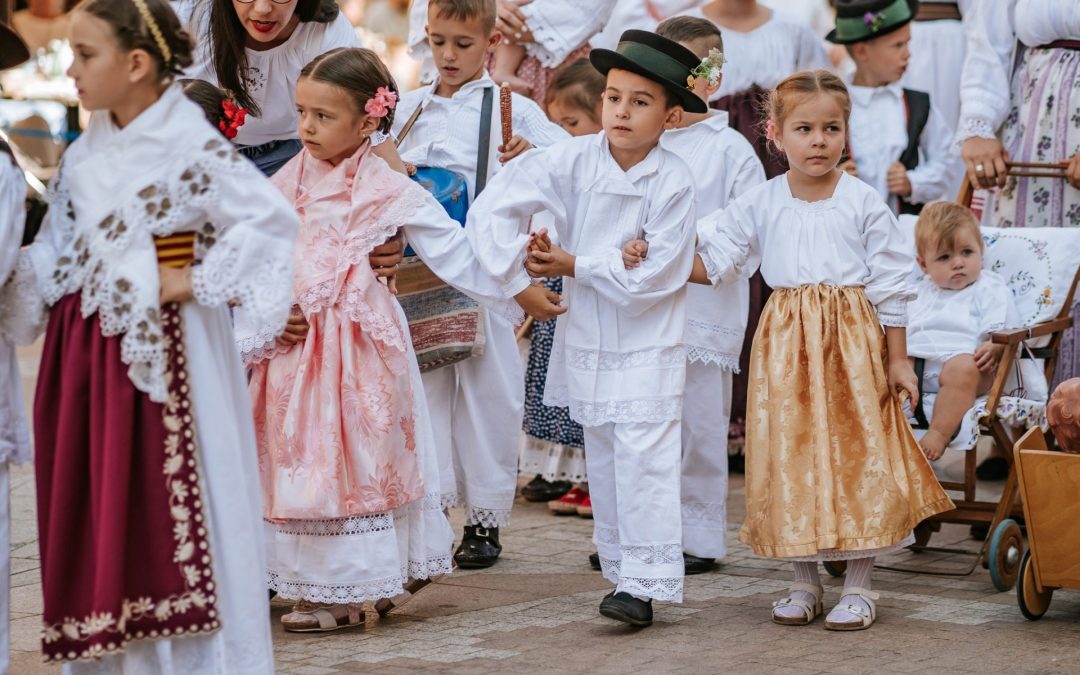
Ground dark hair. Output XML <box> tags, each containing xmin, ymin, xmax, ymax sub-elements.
<box><xmin>429</xmin><ymin>0</ymin><xmax>497</xmax><ymax>34</ymax></box>
<box><xmin>78</xmin><ymin>0</ymin><xmax>193</xmax><ymax>77</ymax></box>
<box><xmin>208</xmin><ymin>0</ymin><xmax>339</xmax><ymax>116</ymax></box>
<box><xmin>545</xmin><ymin>58</ymin><xmax>604</xmax><ymax>123</ymax></box>
<box><xmin>655</xmin><ymin>16</ymin><xmax>723</xmax><ymax>58</ymax></box>
<box><xmin>180</xmin><ymin>78</ymin><xmax>231</xmax><ymax>130</ymax></box>
<box><xmin>300</xmin><ymin>48</ymin><xmax>399</xmax><ymax>134</ymax></box>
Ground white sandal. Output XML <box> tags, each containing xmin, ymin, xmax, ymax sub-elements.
<box><xmin>824</xmin><ymin>587</ymin><xmax>879</xmax><ymax>631</ymax></box>
<box><xmin>281</xmin><ymin>602</ymin><xmax>365</xmax><ymax>633</ymax></box>
<box><xmin>771</xmin><ymin>582</ymin><xmax>824</xmax><ymax>626</ymax></box>
<box><xmin>374</xmin><ymin>577</ymin><xmax>436</xmax><ymax>617</ymax></box>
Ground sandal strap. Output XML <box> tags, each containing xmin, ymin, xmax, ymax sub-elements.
<box><xmin>837</xmin><ymin>587</ymin><xmax>879</xmax><ymax>620</ymax></box>
<box><xmin>772</xmin><ymin>596</ymin><xmax>816</xmax><ymax>619</ymax></box>
<box><xmin>310</xmin><ymin>608</ymin><xmax>342</xmax><ymax>630</ymax></box>
<box><xmin>788</xmin><ymin>582</ymin><xmax>824</xmax><ymax>601</ymax></box>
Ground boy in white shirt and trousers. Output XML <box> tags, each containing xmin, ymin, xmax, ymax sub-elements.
<box><xmin>466</xmin><ymin>30</ymin><xmax>702</xmax><ymax>627</ymax></box>
<box><xmin>393</xmin><ymin>0</ymin><xmax>568</xmax><ymax>569</ymax></box>
<box><xmin>831</xmin><ymin>0</ymin><xmax>954</xmax><ymax>215</ymax></box>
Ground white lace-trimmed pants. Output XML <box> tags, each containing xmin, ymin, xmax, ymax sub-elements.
<box><xmin>585</xmin><ymin>419</ymin><xmax>684</xmax><ymax>603</ymax></box>
<box><xmin>422</xmin><ymin>312</ymin><xmax>523</xmax><ymax>528</ymax></box>
<box><xmin>681</xmin><ymin>362</ymin><xmax>731</xmax><ymax>559</ymax></box>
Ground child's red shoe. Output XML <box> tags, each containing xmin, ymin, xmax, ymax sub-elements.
<box><xmin>576</xmin><ymin>495</ymin><xmax>593</xmax><ymax>519</ymax></box>
<box><xmin>548</xmin><ymin>486</ymin><xmax>587</xmax><ymax>515</ymax></box>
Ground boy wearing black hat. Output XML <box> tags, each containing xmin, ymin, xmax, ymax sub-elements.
<box><xmin>830</xmin><ymin>0</ymin><xmax>953</xmax><ymax>214</ymax></box>
<box><xmin>0</xmin><ymin>21</ymin><xmax>32</xmax><ymax>675</ymax></box>
<box><xmin>466</xmin><ymin>30</ymin><xmax>703</xmax><ymax>627</ymax></box>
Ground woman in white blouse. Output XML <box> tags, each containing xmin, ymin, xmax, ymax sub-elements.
<box><xmin>957</xmin><ymin>0</ymin><xmax>1080</xmax><ymax>382</ymax></box>
<box><xmin>180</xmin><ymin>0</ymin><xmax>359</xmax><ymax>175</ymax></box>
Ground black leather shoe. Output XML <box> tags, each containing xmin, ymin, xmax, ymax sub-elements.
<box><xmin>683</xmin><ymin>553</ymin><xmax>715</xmax><ymax>575</ymax></box>
<box><xmin>521</xmin><ymin>475</ymin><xmax>572</xmax><ymax>502</ymax></box>
<box><xmin>454</xmin><ymin>525</ymin><xmax>502</xmax><ymax>568</ymax></box>
<box><xmin>589</xmin><ymin>552</ymin><xmax>601</xmax><ymax>570</ymax></box>
<box><xmin>975</xmin><ymin>456</ymin><xmax>1009</xmax><ymax>481</ymax></box>
<box><xmin>599</xmin><ymin>591</ymin><xmax>653</xmax><ymax>627</ymax></box>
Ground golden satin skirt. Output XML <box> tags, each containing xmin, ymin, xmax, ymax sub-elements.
<box><xmin>739</xmin><ymin>285</ymin><xmax>954</xmax><ymax>558</ymax></box>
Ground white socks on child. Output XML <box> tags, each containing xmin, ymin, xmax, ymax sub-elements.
<box><xmin>773</xmin><ymin>561</ymin><xmax>820</xmax><ymax>621</ymax></box>
<box><xmin>825</xmin><ymin>557</ymin><xmax>874</xmax><ymax>624</ymax></box>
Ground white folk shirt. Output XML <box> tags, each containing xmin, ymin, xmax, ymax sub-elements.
<box><xmin>661</xmin><ymin>111</ymin><xmax>765</xmax><ymax>370</ymax></box>
<box><xmin>393</xmin><ymin>72</ymin><xmax>569</xmax><ymax>201</ymax></box>
<box><xmin>697</xmin><ymin>172</ymin><xmax>914</xmax><ymax>326</ymax></box>
<box><xmin>0</xmin><ymin>153</ymin><xmax>29</xmax><ymax>466</ymax></box>
<box><xmin>681</xmin><ymin>7</ymin><xmax>829</xmax><ymax>99</ymax></box>
<box><xmin>466</xmin><ymin>134</ymin><xmax>697</xmax><ymax>426</ymax></box>
<box><xmin>958</xmin><ymin>0</ymin><xmax>1080</xmax><ymax>141</ymax></box>
<box><xmin>181</xmin><ymin>2</ymin><xmax>359</xmax><ymax>146</ymax></box>
<box><xmin>907</xmin><ymin>271</ymin><xmax>1018</xmax><ymax>361</ymax></box>
<box><xmin>848</xmin><ymin>82</ymin><xmax>954</xmax><ymax>211</ymax></box>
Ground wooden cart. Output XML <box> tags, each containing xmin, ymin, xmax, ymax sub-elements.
<box><xmin>1013</xmin><ymin>426</ymin><xmax>1080</xmax><ymax>619</ymax></box>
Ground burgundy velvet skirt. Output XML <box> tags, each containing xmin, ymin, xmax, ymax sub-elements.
<box><xmin>33</xmin><ymin>293</ymin><xmax>219</xmax><ymax>663</ymax></box>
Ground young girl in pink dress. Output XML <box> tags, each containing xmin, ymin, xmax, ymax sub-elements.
<box><xmin>238</xmin><ymin>47</ymin><xmax>468</xmax><ymax>633</ymax></box>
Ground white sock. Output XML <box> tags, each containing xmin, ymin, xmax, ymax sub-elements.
<box><xmin>773</xmin><ymin>562</ymin><xmax>820</xmax><ymax>620</ymax></box>
<box><xmin>827</xmin><ymin>557</ymin><xmax>874</xmax><ymax>623</ymax></box>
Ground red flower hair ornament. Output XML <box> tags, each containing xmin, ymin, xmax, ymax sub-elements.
<box><xmin>219</xmin><ymin>99</ymin><xmax>248</xmax><ymax>140</ymax></box>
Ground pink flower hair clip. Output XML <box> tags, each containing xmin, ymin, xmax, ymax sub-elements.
<box><xmin>365</xmin><ymin>86</ymin><xmax>398</xmax><ymax>119</ymax></box>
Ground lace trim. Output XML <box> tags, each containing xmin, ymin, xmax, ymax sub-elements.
<box><xmin>266</xmin><ymin>513</ymin><xmax>394</xmax><ymax>537</ymax></box>
<box><xmin>439</xmin><ymin>491</ymin><xmax>460</xmax><ymax>511</ymax></box>
<box><xmin>685</xmin><ymin>346</ymin><xmax>740</xmax><ymax>370</ymax></box>
<box><xmin>238</xmin><ymin>324</ymin><xmax>287</xmax><ymax>367</ymax></box>
<box><xmin>465</xmin><ymin>505</ymin><xmax>512</xmax><ymax>528</ymax></box>
<box><xmin>594</xmin><ymin>525</ymin><xmax>620</xmax><ymax>547</ymax></box>
<box><xmin>566</xmin><ymin>345</ymin><xmax>685</xmax><ymax>372</ymax></box>
<box><xmin>393</xmin><ymin>491</ymin><xmax>445</xmax><ymax>518</ymax></box>
<box><xmin>618</xmin><ymin>576</ymin><xmax>683</xmax><ymax>603</ymax></box>
<box><xmin>955</xmin><ymin>117</ymin><xmax>998</xmax><ymax>148</ymax></box>
<box><xmin>875</xmin><ymin>297</ymin><xmax>910</xmax><ymax>328</ymax></box>
<box><xmin>567</xmin><ymin>396</ymin><xmax>682</xmax><ymax>427</ymax></box>
<box><xmin>682</xmin><ymin>502</ymin><xmax>727</xmax><ymax>526</ymax></box>
<box><xmin>623</xmin><ymin>544</ymin><xmax>682</xmax><ymax>566</ymax></box>
<box><xmin>0</xmin><ymin>254</ymin><xmax>47</xmax><ymax>345</ymax></box>
<box><xmin>267</xmin><ymin>554</ymin><xmax>453</xmax><ymax>604</ymax></box>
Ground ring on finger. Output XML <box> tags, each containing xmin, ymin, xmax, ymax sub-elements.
<box><xmin>975</xmin><ymin>163</ymin><xmax>985</xmax><ymax>174</ymax></box>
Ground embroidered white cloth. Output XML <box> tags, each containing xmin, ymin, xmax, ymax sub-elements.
<box><xmin>589</xmin><ymin>0</ymin><xmax>702</xmax><ymax>50</ymax></box>
<box><xmin>907</xmin><ymin>271</ymin><xmax>1017</xmax><ymax>362</ymax></box>
<box><xmin>681</xmin><ymin>6</ymin><xmax>829</xmax><ymax>99</ymax></box>
<box><xmin>663</xmin><ymin>111</ymin><xmax>765</xmax><ymax>369</ymax></box>
<box><xmin>0</xmin><ymin>85</ymin><xmax>300</xmax><ymax>403</ymax></box>
<box><xmin>697</xmin><ymin>172</ymin><xmax>915</xmax><ymax>326</ymax></box>
<box><xmin>957</xmin><ymin>0</ymin><xmax>1080</xmax><ymax>140</ymax></box>
<box><xmin>847</xmin><ymin>81</ymin><xmax>955</xmax><ymax>210</ymax></box>
<box><xmin>393</xmin><ymin>72</ymin><xmax>569</xmax><ymax>200</ymax></box>
<box><xmin>180</xmin><ymin>0</ymin><xmax>359</xmax><ymax>146</ymax></box>
<box><xmin>466</xmin><ymin>133</ymin><xmax>697</xmax><ymax>426</ymax></box>
<box><xmin>0</xmin><ymin>153</ymin><xmax>29</xmax><ymax>466</ymax></box>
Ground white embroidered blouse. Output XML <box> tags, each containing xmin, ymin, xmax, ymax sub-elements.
<box><xmin>0</xmin><ymin>86</ymin><xmax>300</xmax><ymax>403</ymax></box>
<box><xmin>907</xmin><ymin>271</ymin><xmax>1018</xmax><ymax>361</ymax></box>
<box><xmin>466</xmin><ymin>134</ymin><xmax>698</xmax><ymax>426</ymax></box>
<box><xmin>697</xmin><ymin>172</ymin><xmax>915</xmax><ymax>326</ymax></box>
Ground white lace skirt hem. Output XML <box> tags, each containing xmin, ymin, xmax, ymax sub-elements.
<box><xmin>518</xmin><ymin>435</ymin><xmax>588</xmax><ymax>483</ymax></box>
<box><xmin>782</xmin><ymin>532</ymin><xmax>917</xmax><ymax>562</ymax></box>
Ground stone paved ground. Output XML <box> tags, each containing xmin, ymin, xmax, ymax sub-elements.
<box><xmin>8</xmin><ymin>345</ymin><xmax>1080</xmax><ymax>674</ymax></box>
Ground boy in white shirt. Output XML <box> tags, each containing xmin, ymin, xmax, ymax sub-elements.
<box><xmin>907</xmin><ymin>201</ymin><xmax>1016</xmax><ymax>461</ymax></box>
<box><xmin>652</xmin><ymin>16</ymin><xmax>765</xmax><ymax>575</ymax></box>
<box><xmin>829</xmin><ymin>0</ymin><xmax>953</xmax><ymax>214</ymax></box>
<box><xmin>467</xmin><ymin>29</ymin><xmax>702</xmax><ymax>627</ymax></box>
<box><xmin>392</xmin><ymin>0</ymin><xmax>568</xmax><ymax>569</ymax></box>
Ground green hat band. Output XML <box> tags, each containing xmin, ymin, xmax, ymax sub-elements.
<box><xmin>615</xmin><ymin>41</ymin><xmax>690</xmax><ymax>88</ymax></box>
<box><xmin>835</xmin><ymin>0</ymin><xmax>912</xmax><ymax>41</ymax></box>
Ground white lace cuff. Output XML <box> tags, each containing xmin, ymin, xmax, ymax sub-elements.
<box><xmin>876</xmin><ymin>297</ymin><xmax>909</xmax><ymax>327</ymax></box>
<box><xmin>0</xmin><ymin>254</ymin><xmax>48</xmax><ymax>345</ymax></box>
<box><xmin>954</xmin><ymin>117</ymin><xmax>998</xmax><ymax>148</ymax></box>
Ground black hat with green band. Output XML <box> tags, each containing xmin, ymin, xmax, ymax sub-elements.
<box><xmin>827</xmin><ymin>0</ymin><xmax>918</xmax><ymax>45</ymax></box>
<box><xmin>589</xmin><ymin>30</ymin><xmax>708</xmax><ymax>114</ymax></box>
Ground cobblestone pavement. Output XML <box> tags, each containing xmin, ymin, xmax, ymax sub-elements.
<box><xmin>7</xmin><ymin>346</ymin><xmax>1080</xmax><ymax>674</ymax></box>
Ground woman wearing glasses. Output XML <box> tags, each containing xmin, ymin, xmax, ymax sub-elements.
<box><xmin>178</xmin><ymin>0</ymin><xmax>359</xmax><ymax>175</ymax></box>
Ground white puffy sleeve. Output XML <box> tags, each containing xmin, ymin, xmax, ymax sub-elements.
<box><xmin>724</xmin><ymin>135</ymin><xmax>767</xmax><ymax>202</ymax></box>
<box><xmin>511</xmin><ymin>94</ymin><xmax>571</xmax><ymax>147</ymax></box>
<box><xmin>957</xmin><ymin>0</ymin><xmax>1018</xmax><ymax>141</ymax></box>
<box><xmin>573</xmin><ymin>180</ymin><xmax>696</xmax><ymax>318</ymax></box>
<box><xmin>695</xmin><ymin>201</ymin><xmax>760</xmax><ymax>286</ymax></box>
<box><xmin>319</xmin><ymin>12</ymin><xmax>362</xmax><ymax>51</ymax></box>
<box><xmin>465</xmin><ymin>147</ymin><xmax>572</xmax><ymax>298</ymax></box>
<box><xmin>520</xmin><ymin>0</ymin><xmax>619</xmax><ymax>67</ymax></box>
<box><xmin>794</xmin><ymin>22</ymin><xmax>830</xmax><ymax>70</ymax></box>
<box><xmin>860</xmin><ymin>192</ymin><xmax>916</xmax><ymax>326</ymax></box>
<box><xmin>908</xmin><ymin>105</ymin><xmax>955</xmax><ymax>205</ymax></box>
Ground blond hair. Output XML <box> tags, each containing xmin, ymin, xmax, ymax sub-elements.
<box><xmin>764</xmin><ymin>69</ymin><xmax>851</xmax><ymax>139</ymax></box>
<box><xmin>915</xmin><ymin>201</ymin><xmax>983</xmax><ymax>258</ymax></box>
<box><xmin>429</xmin><ymin>0</ymin><xmax>496</xmax><ymax>33</ymax></box>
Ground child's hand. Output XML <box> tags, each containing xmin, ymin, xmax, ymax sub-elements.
<box><xmin>974</xmin><ymin>341</ymin><xmax>1004</xmax><ymax>373</ymax></box>
<box><xmin>888</xmin><ymin>357</ymin><xmax>919</xmax><ymax>408</ymax></box>
<box><xmin>159</xmin><ymin>264</ymin><xmax>193</xmax><ymax>304</ymax></box>
<box><xmin>514</xmin><ymin>283</ymin><xmax>567</xmax><ymax>321</ymax></box>
<box><xmin>495</xmin><ymin>73</ymin><xmax>533</xmax><ymax>96</ymax></box>
<box><xmin>527</xmin><ymin>240</ymin><xmax>575</xmax><ymax>278</ymax></box>
<box><xmin>838</xmin><ymin>159</ymin><xmax>859</xmax><ymax>177</ymax></box>
<box><xmin>887</xmin><ymin>161</ymin><xmax>912</xmax><ymax>197</ymax></box>
<box><xmin>622</xmin><ymin>239</ymin><xmax>649</xmax><ymax>269</ymax></box>
<box><xmin>276</xmin><ymin>306</ymin><xmax>310</xmax><ymax>346</ymax></box>
<box><xmin>370</xmin><ymin>230</ymin><xmax>404</xmax><ymax>277</ymax></box>
<box><xmin>1068</xmin><ymin>150</ymin><xmax>1080</xmax><ymax>190</ymax></box>
<box><xmin>499</xmin><ymin>135</ymin><xmax>533</xmax><ymax>163</ymax></box>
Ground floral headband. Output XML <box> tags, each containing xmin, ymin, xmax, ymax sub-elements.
<box><xmin>219</xmin><ymin>99</ymin><xmax>248</xmax><ymax>139</ymax></box>
<box><xmin>365</xmin><ymin>86</ymin><xmax>397</xmax><ymax>119</ymax></box>
<box><xmin>686</xmin><ymin>48</ymin><xmax>726</xmax><ymax>90</ymax></box>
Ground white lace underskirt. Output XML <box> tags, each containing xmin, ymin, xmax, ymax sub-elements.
<box><xmin>783</xmin><ymin>532</ymin><xmax>917</xmax><ymax>562</ymax></box>
<box><xmin>518</xmin><ymin>435</ymin><xmax>588</xmax><ymax>483</ymax></box>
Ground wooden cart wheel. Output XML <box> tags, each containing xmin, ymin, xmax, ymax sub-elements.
<box><xmin>822</xmin><ymin>560</ymin><xmax>846</xmax><ymax>577</ymax></box>
<box><xmin>1016</xmin><ymin>549</ymin><xmax>1052</xmax><ymax>620</ymax></box>
<box><xmin>988</xmin><ymin>518</ymin><xmax>1023</xmax><ymax>592</ymax></box>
